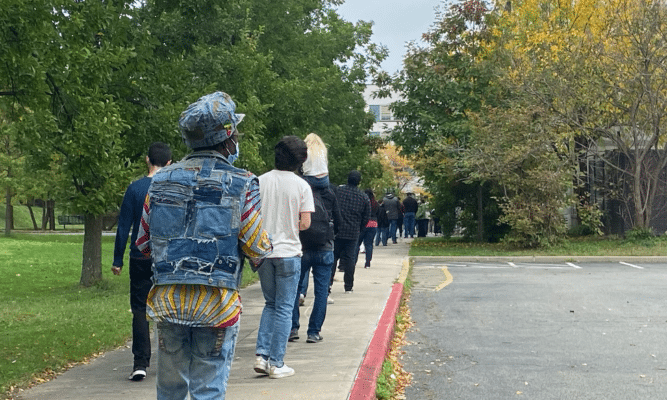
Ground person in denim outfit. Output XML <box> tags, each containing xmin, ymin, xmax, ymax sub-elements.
<box><xmin>254</xmin><ymin>136</ymin><xmax>314</xmax><ymax>379</ymax></box>
<box><xmin>289</xmin><ymin>133</ymin><xmax>341</xmax><ymax>344</ymax></box>
<box><xmin>135</xmin><ymin>92</ymin><xmax>272</xmax><ymax>400</ymax></box>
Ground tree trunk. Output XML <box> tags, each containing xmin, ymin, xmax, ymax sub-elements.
<box><xmin>632</xmin><ymin>161</ymin><xmax>648</xmax><ymax>229</ymax></box>
<box><xmin>27</xmin><ymin>204</ymin><xmax>39</xmax><ymax>230</ymax></box>
<box><xmin>46</xmin><ymin>200</ymin><xmax>55</xmax><ymax>230</ymax></box>
<box><xmin>80</xmin><ymin>213</ymin><xmax>103</xmax><ymax>287</ymax></box>
<box><xmin>476</xmin><ymin>184</ymin><xmax>484</xmax><ymax>242</ymax></box>
<box><xmin>5</xmin><ymin>186</ymin><xmax>12</xmax><ymax>236</ymax></box>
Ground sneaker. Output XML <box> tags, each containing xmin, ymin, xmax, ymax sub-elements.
<box><xmin>327</xmin><ymin>296</ymin><xmax>334</xmax><ymax>304</ymax></box>
<box><xmin>299</xmin><ymin>293</ymin><xmax>305</xmax><ymax>306</ymax></box>
<box><xmin>254</xmin><ymin>356</ymin><xmax>269</xmax><ymax>375</ymax></box>
<box><xmin>364</xmin><ymin>263</ymin><xmax>370</xmax><ymax>268</ymax></box>
<box><xmin>129</xmin><ymin>368</ymin><xmax>146</xmax><ymax>381</ymax></box>
<box><xmin>306</xmin><ymin>334</ymin><xmax>323</xmax><ymax>343</ymax></box>
<box><xmin>344</xmin><ymin>289</ymin><xmax>353</xmax><ymax>294</ymax></box>
<box><xmin>269</xmin><ymin>364</ymin><xmax>295</xmax><ymax>379</ymax></box>
<box><xmin>288</xmin><ymin>328</ymin><xmax>299</xmax><ymax>342</ymax></box>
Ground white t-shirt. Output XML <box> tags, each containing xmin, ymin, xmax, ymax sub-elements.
<box><xmin>259</xmin><ymin>169</ymin><xmax>314</xmax><ymax>258</ymax></box>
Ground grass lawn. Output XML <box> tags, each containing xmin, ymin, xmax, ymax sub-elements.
<box><xmin>0</xmin><ymin>233</ymin><xmax>259</xmax><ymax>398</ymax></box>
<box><xmin>409</xmin><ymin>235</ymin><xmax>667</xmax><ymax>257</ymax></box>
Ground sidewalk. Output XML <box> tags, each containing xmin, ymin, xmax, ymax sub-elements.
<box><xmin>16</xmin><ymin>239</ymin><xmax>411</xmax><ymax>400</ymax></box>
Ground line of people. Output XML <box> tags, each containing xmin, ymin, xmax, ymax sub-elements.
<box><xmin>112</xmin><ymin>91</ymin><xmax>399</xmax><ymax>400</ymax></box>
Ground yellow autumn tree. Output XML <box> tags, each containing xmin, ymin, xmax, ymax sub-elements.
<box><xmin>497</xmin><ymin>0</ymin><xmax>667</xmax><ymax>231</ymax></box>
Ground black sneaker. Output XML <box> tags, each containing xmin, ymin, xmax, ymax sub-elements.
<box><xmin>288</xmin><ymin>329</ymin><xmax>299</xmax><ymax>342</ymax></box>
<box><xmin>129</xmin><ymin>368</ymin><xmax>146</xmax><ymax>381</ymax></box>
<box><xmin>306</xmin><ymin>334</ymin><xmax>323</xmax><ymax>343</ymax></box>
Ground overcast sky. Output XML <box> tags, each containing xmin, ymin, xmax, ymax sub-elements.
<box><xmin>335</xmin><ymin>0</ymin><xmax>444</xmax><ymax>75</ymax></box>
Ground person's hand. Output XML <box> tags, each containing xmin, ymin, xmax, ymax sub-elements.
<box><xmin>111</xmin><ymin>266</ymin><xmax>122</xmax><ymax>275</ymax></box>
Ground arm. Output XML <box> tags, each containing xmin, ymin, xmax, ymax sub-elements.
<box><xmin>238</xmin><ymin>178</ymin><xmax>273</xmax><ymax>268</ymax></box>
<box><xmin>135</xmin><ymin>194</ymin><xmax>152</xmax><ymax>257</ymax></box>
<box><xmin>112</xmin><ymin>186</ymin><xmax>135</xmax><ymax>273</ymax></box>
<box><xmin>299</xmin><ymin>212</ymin><xmax>311</xmax><ymax>231</ymax></box>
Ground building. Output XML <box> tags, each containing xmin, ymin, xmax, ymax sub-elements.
<box><xmin>363</xmin><ymin>84</ymin><xmax>402</xmax><ymax>139</ymax></box>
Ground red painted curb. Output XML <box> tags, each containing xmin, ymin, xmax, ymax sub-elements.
<box><xmin>348</xmin><ymin>282</ymin><xmax>404</xmax><ymax>400</ymax></box>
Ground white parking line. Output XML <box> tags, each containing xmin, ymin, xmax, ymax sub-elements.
<box><xmin>620</xmin><ymin>261</ymin><xmax>644</xmax><ymax>269</ymax></box>
<box><xmin>566</xmin><ymin>262</ymin><xmax>582</xmax><ymax>269</ymax></box>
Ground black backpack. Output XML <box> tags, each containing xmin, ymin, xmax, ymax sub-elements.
<box><xmin>300</xmin><ymin>188</ymin><xmax>333</xmax><ymax>249</ymax></box>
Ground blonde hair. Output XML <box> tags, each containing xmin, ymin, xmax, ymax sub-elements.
<box><xmin>302</xmin><ymin>133</ymin><xmax>329</xmax><ymax>176</ymax></box>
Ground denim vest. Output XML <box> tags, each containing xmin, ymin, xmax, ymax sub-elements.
<box><xmin>147</xmin><ymin>151</ymin><xmax>252</xmax><ymax>290</ymax></box>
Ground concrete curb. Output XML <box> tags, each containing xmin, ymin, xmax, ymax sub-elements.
<box><xmin>348</xmin><ymin>258</ymin><xmax>411</xmax><ymax>399</ymax></box>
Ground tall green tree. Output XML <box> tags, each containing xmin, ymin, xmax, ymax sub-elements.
<box><xmin>384</xmin><ymin>0</ymin><xmax>504</xmax><ymax>240</ymax></box>
<box><xmin>1</xmin><ymin>0</ymin><xmax>187</xmax><ymax>286</ymax></box>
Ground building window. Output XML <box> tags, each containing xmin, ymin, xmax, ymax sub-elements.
<box><xmin>369</xmin><ymin>105</ymin><xmax>380</xmax><ymax>122</ymax></box>
<box><xmin>380</xmin><ymin>105</ymin><xmax>392</xmax><ymax>121</ymax></box>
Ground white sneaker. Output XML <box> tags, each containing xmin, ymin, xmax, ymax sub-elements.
<box><xmin>299</xmin><ymin>293</ymin><xmax>305</xmax><ymax>306</ymax></box>
<box><xmin>269</xmin><ymin>364</ymin><xmax>295</xmax><ymax>379</ymax></box>
<box><xmin>327</xmin><ymin>296</ymin><xmax>334</xmax><ymax>304</ymax></box>
<box><xmin>128</xmin><ymin>368</ymin><xmax>146</xmax><ymax>381</ymax></box>
<box><xmin>254</xmin><ymin>356</ymin><xmax>269</xmax><ymax>375</ymax></box>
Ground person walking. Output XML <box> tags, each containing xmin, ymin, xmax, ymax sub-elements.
<box><xmin>375</xmin><ymin>200</ymin><xmax>389</xmax><ymax>246</ymax></box>
<box><xmin>416</xmin><ymin>199</ymin><xmax>430</xmax><ymax>237</ymax></box>
<box><xmin>356</xmin><ymin>189</ymin><xmax>378</xmax><ymax>268</ymax></box>
<box><xmin>331</xmin><ymin>171</ymin><xmax>370</xmax><ymax>293</ymax></box>
<box><xmin>402</xmin><ymin>192</ymin><xmax>418</xmax><ymax>238</ymax></box>
<box><xmin>382</xmin><ymin>191</ymin><xmax>401</xmax><ymax>244</ymax></box>
<box><xmin>255</xmin><ymin>136</ymin><xmax>314</xmax><ymax>379</ymax></box>
<box><xmin>112</xmin><ymin>142</ymin><xmax>171</xmax><ymax>381</ymax></box>
<box><xmin>290</xmin><ymin>133</ymin><xmax>341</xmax><ymax>344</ymax></box>
<box><xmin>135</xmin><ymin>91</ymin><xmax>273</xmax><ymax>399</ymax></box>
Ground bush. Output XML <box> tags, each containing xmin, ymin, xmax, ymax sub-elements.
<box><xmin>499</xmin><ymin>197</ymin><xmax>567</xmax><ymax>248</ymax></box>
<box><xmin>624</xmin><ymin>227</ymin><xmax>654</xmax><ymax>241</ymax></box>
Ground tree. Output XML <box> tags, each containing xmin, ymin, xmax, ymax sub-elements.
<box><xmin>499</xmin><ymin>0</ymin><xmax>667</xmax><ymax>232</ymax></box>
<box><xmin>383</xmin><ymin>0</ymin><xmax>505</xmax><ymax>241</ymax></box>
<box><xmin>1</xmin><ymin>0</ymin><xmax>187</xmax><ymax>286</ymax></box>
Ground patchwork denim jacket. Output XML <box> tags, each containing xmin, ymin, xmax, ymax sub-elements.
<box><xmin>147</xmin><ymin>151</ymin><xmax>251</xmax><ymax>291</ymax></box>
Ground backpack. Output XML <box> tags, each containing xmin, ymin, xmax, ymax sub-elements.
<box><xmin>300</xmin><ymin>188</ymin><xmax>333</xmax><ymax>249</ymax></box>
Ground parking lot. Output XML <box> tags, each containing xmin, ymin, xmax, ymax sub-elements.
<box><xmin>404</xmin><ymin>259</ymin><xmax>667</xmax><ymax>399</ymax></box>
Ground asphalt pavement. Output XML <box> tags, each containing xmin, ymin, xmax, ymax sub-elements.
<box><xmin>15</xmin><ymin>238</ymin><xmax>411</xmax><ymax>400</ymax></box>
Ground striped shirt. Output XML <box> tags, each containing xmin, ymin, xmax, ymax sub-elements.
<box><xmin>136</xmin><ymin>174</ymin><xmax>272</xmax><ymax>328</ymax></box>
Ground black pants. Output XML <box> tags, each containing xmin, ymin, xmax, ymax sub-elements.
<box><xmin>129</xmin><ymin>257</ymin><xmax>153</xmax><ymax>369</ymax></box>
<box><xmin>332</xmin><ymin>237</ymin><xmax>358</xmax><ymax>292</ymax></box>
<box><xmin>417</xmin><ymin>219</ymin><xmax>429</xmax><ymax>237</ymax></box>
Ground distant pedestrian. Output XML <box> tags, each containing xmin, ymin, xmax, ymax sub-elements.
<box><xmin>135</xmin><ymin>91</ymin><xmax>272</xmax><ymax>399</ymax></box>
<box><xmin>255</xmin><ymin>136</ymin><xmax>314</xmax><ymax>379</ymax></box>
<box><xmin>402</xmin><ymin>192</ymin><xmax>418</xmax><ymax>238</ymax></box>
<box><xmin>382</xmin><ymin>191</ymin><xmax>400</xmax><ymax>243</ymax></box>
<box><xmin>112</xmin><ymin>141</ymin><xmax>171</xmax><ymax>382</ymax></box>
<box><xmin>290</xmin><ymin>133</ymin><xmax>341</xmax><ymax>344</ymax></box>
<box><xmin>416</xmin><ymin>199</ymin><xmax>430</xmax><ymax>237</ymax></box>
<box><xmin>375</xmin><ymin>200</ymin><xmax>389</xmax><ymax>246</ymax></box>
<box><xmin>356</xmin><ymin>189</ymin><xmax>378</xmax><ymax>268</ymax></box>
<box><xmin>331</xmin><ymin>171</ymin><xmax>370</xmax><ymax>293</ymax></box>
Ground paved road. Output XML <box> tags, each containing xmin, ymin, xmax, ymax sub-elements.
<box><xmin>404</xmin><ymin>259</ymin><xmax>667</xmax><ymax>399</ymax></box>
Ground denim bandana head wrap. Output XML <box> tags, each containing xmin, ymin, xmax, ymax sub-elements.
<box><xmin>179</xmin><ymin>91</ymin><xmax>244</xmax><ymax>149</ymax></box>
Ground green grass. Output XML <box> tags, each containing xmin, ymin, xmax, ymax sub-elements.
<box><xmin>0</xmin><ymin>233</ymin><xmax>259</xmax><ymax>397</ymax></box>
<box><xmin>409</xmin><ymin>235</ymin><xmax>667</xmax><ymax>256</ymax></box>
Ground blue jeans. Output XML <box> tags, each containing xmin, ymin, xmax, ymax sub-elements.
<box><xmin>156</xmin><ymin>321</ymin><xmax>240</xmax><ymax>400</ymax></box>
<box><xmin>256</xmin><ymin>257</ymin><xmax>301</xmax><ymax>367</ymax></box>
<box><xmin>388</xmin><ymin>219</ymin><xmax>398</xmax><ymax>243</ymax></box>
<box><xmin>356</xmin><ymin>227</ymin><xmax>377</xmax><ymax>267</ymax></box>
<box><xmin>403</xmin><ymin>212</ymin><xmax>415</xmax><ymax>237</ymax></box>
<box><xmin>292</xmin><ymin>250</ymin><xmax>333</xmax><ymax>335</ymax></box>
<box><xmin>375</xmin><ymin>227</ymin><xmax>388</xmax><ymax>246</ymax></box>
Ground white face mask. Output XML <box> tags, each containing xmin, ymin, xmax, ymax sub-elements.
<box><xmin>227</xmin><ymin>141</ymin><xmax>240</xmax><ymax>165</ymax></box>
